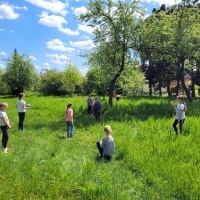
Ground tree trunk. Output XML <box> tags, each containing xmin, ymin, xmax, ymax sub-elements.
<box><xmin>180</xmin><ymin>59</ymin><xmax>192</xmax><ymax>102</ymax></box>
<box><xmin>158</xmin><ymin>82</ymin><xmax>162</xmax><ymax>96</ymax></box>
<box><xmin>166</xmin><ymin>79</ymin><xmax>171</xmax><ymax>97</ymax></box>
<box><xmin>148</xmin><ymin>80</ymin><xmax>152</xmax><ymax>96</ymax></box>
<box><xmin>191</xmin><ymin>70</ymin><xmax>195</xmax><ymax>97</ymax></box>
<box><xmin>108</xmin><ymin>51</ymin><xmax>125</xmax><ymax>107</ymax></box>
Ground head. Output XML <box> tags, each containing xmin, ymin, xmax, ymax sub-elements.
<box><xmin>95</xmin><ymin>96</ymin><xmax>99</xmax><ymax>101</ymax></box>
<box><xmin>0</xmin><ymin>102</ymin><xmax>8</xmax><ymax>111</ymax></box>
<box><xmin>104</xmin><ymin>125</ymin><xmax>112</xmax><ymax>136</ymax></box>
<box><xmin>88</xmin><ymin>94</ymin><xmax>91</xmax><ymax>98</ymax></box>
<box><xmin>67</xmin><ymin>103</ymin><xmax>72</xmax><ymax>109</ymax></box>
<box><xmin>19</xmin><ymin>93</ymin><xmax>25</xmax><ymax>100</ymax></box>
<box><xmin>177</xmin><ymin>95</ymin><xmax>184</xmax><ymax>103</ymax></box>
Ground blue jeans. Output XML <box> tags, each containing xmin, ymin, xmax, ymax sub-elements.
<box><xmin>66</xmin><ymin>121</ymin><xmax>74</xmax><ymax>137</ymax></box>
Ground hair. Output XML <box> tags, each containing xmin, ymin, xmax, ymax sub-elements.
<box><xmin>95</xmin><ymin>96</ymin><xmax>99</xmax><ymax>101</ymax></box>
<box><xmin>104</xmin><ymin>125</ymin><xmax>112</xmax><ymax>134</ymax></box>
<box><xmin>0</xmin><ymin>102</ymin><xmax>8</xmax><ymax>110</ymax></box>
<box><xmin>177</xmin><ymin>95</ymin><xmax>184</xmax><ymax>102</ymax></box>
<box><xmin>67</xmin><ymin>103</ymin><xmax>72</xmax><ymax>108</ymax></box>
<box><xmin>19</xmin><ymin>93</ymin><xmax>24</xmax><ymax>99</ymax></box>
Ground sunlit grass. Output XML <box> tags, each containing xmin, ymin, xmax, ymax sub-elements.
<box><xmin>0</xmin><ymin>93</ymin><xmax>200</xmax><ymax>199</ymax></box>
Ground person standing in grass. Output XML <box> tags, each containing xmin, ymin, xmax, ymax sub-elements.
<box><xmin>87</xmin><ymin>94</ymin><xmax>93</xmax><ymax>114</ymax></box>
<box><xmin>65</xmin><ymin>103</ymin><xmax>74</xmax><ymax>138</ymax></box>
<box><xmin>93</xmin><ymin>96</ymin><xmax>101</xmax><ymax>122</ymax></box>
<box><xmin>16</xmin><ymin>93</ymin><xmax>27</xmax><ymax>131</ymax></box>
<box><xmin>0</xmin><ymin>103</ymin><xmax>11</xmax><ymax>153</ymax></box>
<box><xmin>97</xmin><ymin>125</ymin><xmax>115</xmax><ymax>160</ymax></box>
<box><xmin>171</xmin><ymin>95</ymin><xmax>187</xmax><ymax>135</ymax></box>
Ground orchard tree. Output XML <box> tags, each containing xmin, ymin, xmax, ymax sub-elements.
<box><xmin>0</xmin><ymin>69</ymin><xmax>9</xmax><ymax>94</ymax></box>
<box><xmin>39</xmin><ymin>69</ymin><xmax>66</xmax><ymax>96</ymax></box>
<box><xmin>3</xmin><ymin>49</ymin><xmax>37</xmax><ymax>95</ymax></box>
<box><xmin>79</xmin><ymin>0</ymin><xmax>144</xmax><ymax>106</ymax></box>
<box><xmin>63</xmin><ymin>64</ymin><xmax>83</xmax><ymax>96</ymax></box>
<box><xmin>118</xmin><ymin>64</ymin><xmax>146</xmax><ymax>95</ymax></box>
<box><xmin>86</xmin><ymin>66</ymin><xmax>110</xmax><ymax>97</ymax></box>
<box><xmin>138</xmin><ymin>3</ymin><xmax>200</xmax><ymax>101</ymax></box>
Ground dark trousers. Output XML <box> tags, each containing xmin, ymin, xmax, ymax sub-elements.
<box><xmin>18</xmin><ymin>112</ymin><xmax>25</xmax><ymax>130</ymax></box>
<box><xmin>1</xmin><ymin>126</ymin><xmax>9</xmax><ymax>148</ymax></box>
<box><xmin>94</xmin><ymin>110</ymin><xmax>100</xmax><ymax>122</ymax></box>
<box><xmin>173</xmin><ymin>119</ymin><xmax>185</xmax><ymax>135</ymax></box>
<box><xmin>96</xmin><ymin>142</ymin><xmax>112</xmax><ymax>160</ymax></box>
<box><xmin>88</xmin><ymin>105</ymin><xmax>92</xmax><ymax>114</ymax></box>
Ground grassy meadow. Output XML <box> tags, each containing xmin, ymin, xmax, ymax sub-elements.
<box><xmin>0</xmin><ymin>93</ymin><xmax>200</xmax><ymax>199</ymax></box>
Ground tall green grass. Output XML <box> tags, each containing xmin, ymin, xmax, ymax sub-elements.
<box><xmin>0</xmin><ymin>93</ymin><xmax>200</xmax><ymax>199</ymax></box>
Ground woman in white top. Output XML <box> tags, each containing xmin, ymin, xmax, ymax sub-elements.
<box><xmin>0</xmin><ymin>102</ymin><xmax>11</xmax><ymax>153</ymax></box>
<box><xmin>171</xmin><ymin>95</ymin><xmax>187</xmax><ymax>135</ymax></box>
<box><xmin>16</xmin><ymin>93</ymin><xmax>27</xmax><ymax>131</ymax></box>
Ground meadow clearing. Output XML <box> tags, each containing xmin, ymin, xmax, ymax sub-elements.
<box><xmin>0</xmin><ymin>93</ymin><xmax>200</xmax><ymax>200</ymax></box>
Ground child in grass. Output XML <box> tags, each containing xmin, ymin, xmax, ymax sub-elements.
<box><xmin>96</xmin><ymin>125</ymin><xmax>115</xmax><ymax>160</ymax></box>
<box><xmin>0</xmin><ymin>103</ymin><xmax>11</xmax><ymax>153</ymax></box>
<box><xmin>171</xmin><ymin>95</ymin><xmax>187</xmax><ymax>135</ymax></box>
<box><xmin>93</xmin><ymin>96</ymin><xmax>101</xmax><ymax>122</ymax></box>
<box><xmin>16</xmin><ymin>93</ymin><xmax>27</xmax><ymax>131</ymax></box>
<box><xmin>65</xmin><ymin>103</ymin><xmax>74</xmax><ymax>138</ymax></box>
<box><xmin>87</xmin><ymin>94</ymin><xmax>93</xmax><ymax>114</ymax></box>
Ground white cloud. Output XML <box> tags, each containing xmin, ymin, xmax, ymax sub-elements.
<box><xmin>46</xmin><ymin>53</ymin><xmax>70</xmax><ymax>65</ymax></box>
<box><xmin>78</xmin><ymin>23</ymin><xmax>94</xmax><ymax>34</ymax></box>
<box><xmin>39</xmin><ymin>12</ymin><xmax>79</xmax><ymax>36</ymax></box>
<box><xmin>14</xmin><ymin>6</ymin><xmax>28</xmax><ymax>11</ymax></box>
<box><xmin>141</xmin><ymin>0</ymin><xmax>181</xmax><ymax>6</ymax></box>
<box><xmin>26</xmin><ymin>0</ymin><xmax>68</xmax><ymax>16</ymax></box>
<box><xmin>29</xmin><ymin>55</ymin><xmax>37</xmax><ymax>60</ymax></box>
<box><xmin>0</xmin><ymin>51</ymin><xmax>7</xmax><ymax>56</ymax></box>
<box><xmin>46</xmin><ymin>39</ymin><xmax>75</xmax><ymax>52</ymax></box>
<box><xmin>0</xmin><ymin>28</ymin><xmax>5</xmax><ymax>31</ymax></box>
<box><xmin>44</xmin><ymin>62</ymin><xmax>50</xmax><ymax>67</ymax></box>
<box><xmin>69</xmin><ymin>40</ymin><xmax>95</xmax><ymax>49</ymax></box>
<box><xmin>0</xmin><ymin>4</ymin><xmax>19</xmax><ymax>20</ymax></box>
<box><xmin>73</xmin><ymin>6</ymin><xmax>87</xmax><ymax>17</ymax></box>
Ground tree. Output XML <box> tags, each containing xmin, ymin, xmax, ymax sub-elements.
<box><xmin>39</xmin><ymin>69</ymin><xmax>66</xmax><ymax>96</ymax></box>
<box><xmin>63</xmin><ymin>64</ymin><xmax>83</xmax><ymax>96</ymax></box>
<box><xmin>3</xmin><ymin>49</ymin><xmax>37</xmax><ymax>95</ymax></box>
<box><xmin>118</xmin><ymin>64</ymin><xmax>146</xmax><ymax>95</ymax></box>
<box><xmin>137</xmin><ymin>3</ymin><xmax>200</xmax><ymax>101</ymax></box>
<box><xmin>0</xmin><ymin>69</ymin><xmax>9</xmax><ymax>94</ymax></box>
<box><xmin>79</xmin><ymin>0</ymin><xmax>144</xmax><ymax>106</ymax></box>
<box><xmin>86</xmin><ymin>66</ymin><xmax>110</xmax><ymax>97</ymax></box>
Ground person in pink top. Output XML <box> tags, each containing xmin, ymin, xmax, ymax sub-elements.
<box><xmin>65</xmin><ymin>103</ymin><xmax>74</xmax><ymax>138</ymax></box>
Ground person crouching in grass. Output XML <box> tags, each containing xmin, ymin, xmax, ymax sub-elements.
<box><xmin>96</xmin><ymin>125</ymin><xmax>115</xmax><ymax>160</ymax></box>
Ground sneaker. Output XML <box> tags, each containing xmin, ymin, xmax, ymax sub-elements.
<box><xmin>3</xmin><ymin>147</ymin><xmax>8</xmax><ymax>153</ymax></box>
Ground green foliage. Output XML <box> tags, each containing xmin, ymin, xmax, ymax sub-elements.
<box><xmin>3</xmin><ymin>49</ymin><xmax>37</xmax><ymax>95</ymax></box>
<box><xmin>79</xmin><ymin>0</ymin><xmax>145</xmax><ymax>106</ymax></box>
<box><xmin>63</xmin><ymin>64</ymin><xmax>83</xmax><ymax>95</ymax></box>
<box><xmin>0</xmin><ymin>93</ymin><xmax>200</xmax><ymax>199</ymax></box>
<box><xmin>39</xmin><ymin>69</ymin><xmax>66</xmax><ymax>96</ymax></box>
<box><xmin>118</xmin><ymin>65</ymin><xmax>146</xmax><ymax>95</ymax></box>
<box><xmin>86</xmin><ymin>66</ymin><xmax>110</xmax><ymax>95</ymax></box>
<box><xmin>0</xmin><ymin>69</ymin><xmax>9</xmax><ymax>94</ymax></box>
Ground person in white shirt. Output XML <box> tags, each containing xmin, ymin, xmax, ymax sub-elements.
<box><xmin>171</xmin><ymin>95</ymin><xmax>187</xmax><ymax>135</ymax></box>
<box><xmin>0</xmin><ymin>102</ymin><xmax>11</xmax><ymax>153</ymax></box>
<box><xmin>16</xmin><ymin>93</ymin><xmax>27</xmax><ymax>131</ymax></box>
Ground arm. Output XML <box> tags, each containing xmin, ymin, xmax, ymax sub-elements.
<box><xmin>170</xmin><ymin>102</ymin><xmax>176</xmax><ymax>112</ymax></box>
<box><xmin>1</xmin><ymin>117</ymin><xmax>11</xmax><ymax>128</ymax></box>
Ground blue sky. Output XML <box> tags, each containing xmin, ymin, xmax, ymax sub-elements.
<box><xmin>0</xmin><ymin>0</ymin><xmax>181</xmax><ymax>75</ymax></box>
